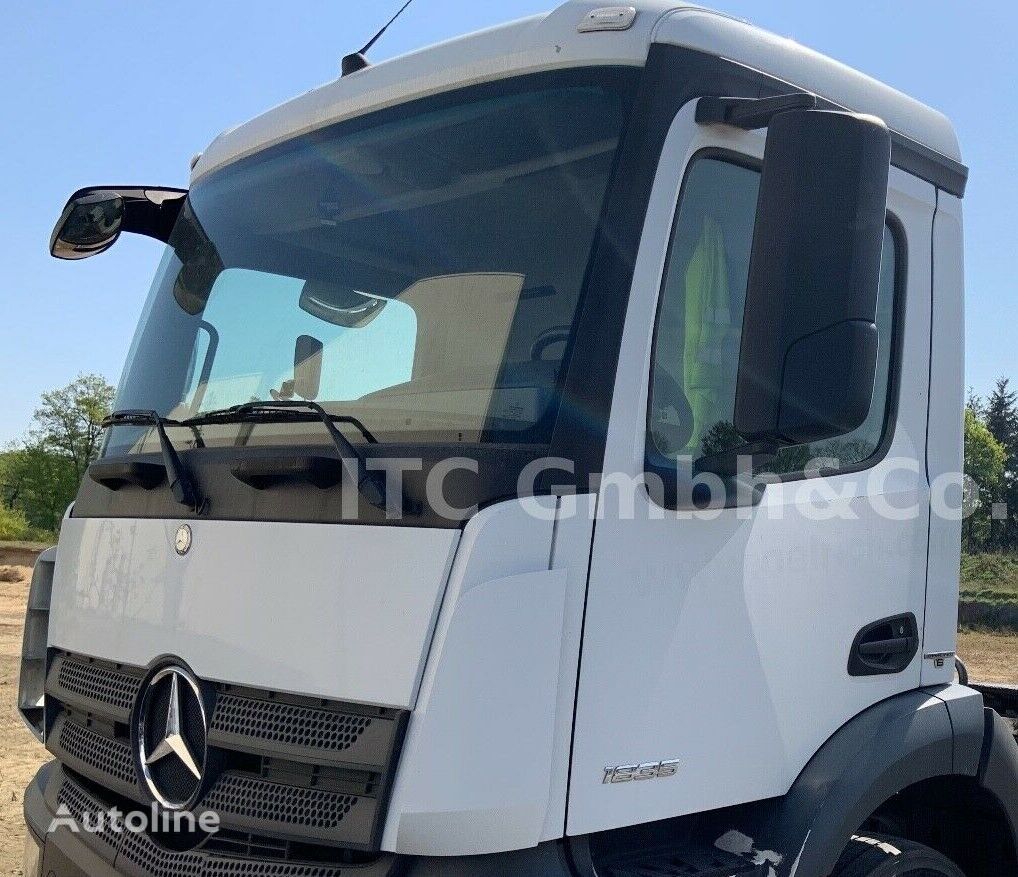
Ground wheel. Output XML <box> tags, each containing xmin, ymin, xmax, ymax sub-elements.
<box><xmin>830</xmin><ymin>834</ymin><xmax>965</xmax><ymax>876</ymax></box>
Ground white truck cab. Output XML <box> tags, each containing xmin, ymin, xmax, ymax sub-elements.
<box><xmin>20</xmin><ymin>3</ymin><xmax>1018</xmax><ymax>876</ymax></box>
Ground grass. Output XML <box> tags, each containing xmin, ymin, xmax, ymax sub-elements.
<box><xmin>961</xmin><ymin>553</ymin><xmax>1018</xmax><ymax>605</ymax></box>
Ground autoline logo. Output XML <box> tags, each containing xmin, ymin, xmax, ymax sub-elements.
<box><xmin>48</xmin><ymin>802</ymin><xmax>220</xmax><ymax>836</ymax></box>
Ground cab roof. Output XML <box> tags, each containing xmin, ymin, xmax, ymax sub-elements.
<box><xmin>192</xmin><ymin>0</ymin><xmax>962</xmax><ymax>183</ymax></box>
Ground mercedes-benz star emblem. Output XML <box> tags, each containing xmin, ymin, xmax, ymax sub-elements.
<box><xmin>174</xmin><ymin>524</ymin><xmax>192</xmax><ymax>556</ymax></box>
<box><xmin>136</xmin><ymin>665</ymin><xmax>208</xmax><ymax>810</ymax></box>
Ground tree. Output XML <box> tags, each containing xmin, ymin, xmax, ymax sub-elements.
<box><xmin>963</xmin><ymin>407</ymin><xmax>1006</xmax><ymax>551</ymax></box>
<box><xmin>984</xmin><ymin>377</ymin><xmax>1018</xmax><ymax>463</ymax></box>
<box><xmin>0</xmin><ymin>374</ymin><xmax>115</xmax><ymax>536</ymax></box>
<box><xmin>966</xmin><ymin>386</ymin><xmax>986</xmax><ymax>420</ymax></box>
<box><xmin>28</xmin><ymin>373</ymin><xmax>115</xmax><ymax>483</ymax></box>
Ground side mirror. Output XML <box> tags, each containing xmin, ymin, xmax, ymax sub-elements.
<box><xmin>50</xmin><ymin>190</ymin><xmax>124</xmax><ymax>260</ymax></box>
<box><xmin>734</xmin><ymin>109</ymin><xmax>891</xmax><ymax>448</ymax></box>
<box><xmin>50</xmin><ymin>186</ymin><xmax>188</xmax><ymax>260</ymax></box>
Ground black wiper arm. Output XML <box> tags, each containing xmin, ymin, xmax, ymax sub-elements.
<box><xmin>102</xmin><ymin>410</ymin><xmax>204</xmax><ymax>511</ymax></box>
<box><xmin>185</xmin><ymin>401</ymin><xmax>387</xmax><ymax>508</ymax></box>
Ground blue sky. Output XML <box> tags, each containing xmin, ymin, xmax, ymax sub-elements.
<box><xmin>1</xmin><ymin>1</ymin><xmax>1014</xmax><ymax>443</ymax></box>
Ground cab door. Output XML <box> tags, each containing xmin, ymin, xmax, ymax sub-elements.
<box><xmin>568</xmin><ymin>99</ymin><xmax>936</xmax><ymax>836</ymax></box>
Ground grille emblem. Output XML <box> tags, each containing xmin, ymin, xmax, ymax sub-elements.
<box><xmin>174</xmin><ymin>524</ymin><xmax>192</xmax><ymax>556</ymax></box>
<box><xmin>136</xmin><ymin>665</ymin><xmax>208</xmax><ymax>810</ymax></box>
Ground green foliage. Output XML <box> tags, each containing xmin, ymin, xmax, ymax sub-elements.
<box><xmin>961</xmin><ymin>552</ymin><xmax>1018</xmax><ymax>596</ymax></box>
<box><xmin>965</xmin><ymin>379</ymin><xmax>1018</xmax><ymax>554</ymax></box>
<box><xmin>963</xmin><ymin>407</ymin><xmax>1007</xmax><ymax>550</ymax></box>
<box><xmin>0</xmin><ymin>500</ymin><xmax>54</xmax><ymax>543</ymax></box>
<box><xmin>0</xmin><ymin>501</ymin><xmax>31</xmax><ymax>541</ymax></box>
<box><xmin>1</xmin><ymin>373</ymin><xmax>114</xmax><ymax>535</ymax></box>
<box><xmin>29</xmin><ymin>373</ymin><xmax>115</xmax><ymax>482</ymax></box>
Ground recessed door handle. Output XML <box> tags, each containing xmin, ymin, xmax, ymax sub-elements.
<box><xmin>848</xmin><ymin>613</ymin><xmax>920</xmax><ymax>676</ymax></box>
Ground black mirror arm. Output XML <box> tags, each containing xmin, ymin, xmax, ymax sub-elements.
<box><xmin>696</xmin><ymin>93</ymin><xmax>818</xmax><ymax>129</ymax></box>
<box><xmin>119</xmin><ymin>190</ymin><xmax>188</xmax><ymax>242</ymax></box>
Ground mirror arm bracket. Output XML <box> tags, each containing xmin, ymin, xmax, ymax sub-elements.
<box><xmin>119</xmin><ymin>190</ymin><xmax>188</xmax><ymax>243</ymax></box>
<box><xmin>696</xmin><ymin>92</ymin><xmax>818</xmax><ymax>130</ymax></box>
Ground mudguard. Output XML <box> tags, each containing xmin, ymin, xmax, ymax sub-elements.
<box><xmin>978</xmin><ymin>708</ymin><xmax>1018</xmax><ymax>860</ymax></box>
<box><xmin>685</xmin><ymin>685</ymin><xmax>999</xmax><ymax>877</ymax></box>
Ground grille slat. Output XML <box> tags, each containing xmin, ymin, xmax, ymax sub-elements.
<box><xmin>204</xmin><ymin>774</ymin><xmax>378</xmax><ymax>846</ymax></box>
<box><xmin>208</xmin><ymin>692</ymin><xmax>400</xmax><ymax>772</ymax></box>
<box><xmin>48</xmin><ymin>713</ymin><xmax>143</xmax><ymax>802</ymax></box>
<box><xmin>58</xmin><ymin>655</ymin><xmax>143</xmax><ymax>711</ymax></box>
<box><xmin>211</xmin><ymin>695</ymin><xmax>371</xmax><ymax>753</ymax></box>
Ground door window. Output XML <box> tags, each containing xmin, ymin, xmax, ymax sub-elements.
<box><xmin>648</xmin><ymin>154</ymin><xmax>901</xmax><ymax>475</ymax></box>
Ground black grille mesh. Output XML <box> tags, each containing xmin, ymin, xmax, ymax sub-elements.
<box><xmin>57</xmin><ymin>656</ymin><xmax>143</xmax><ymax>712</ymax></box>
<box><xmin>118</xmin><ymin>828</ymin><xmax>204</xmax><ymax>877</ymax></box>
<box><xmin>211</xmin><ymin>695</ymin><xmax>372</xmax><ymax>752</ymax></box>
<box><xmin>207</xmin><ymin>862</ymin><xmax>346</xmax><ymax>877</ymax></box>
<box><xmin>57</xmin><ymin>773</ymin><xmax>120</xmax><ymax>860</ymax></box>
<box><xmin>58</xmin><ymin>718</ymin><xmax>137</xmax><ymax>786</ymax></box>
<box><xmin>205</xmin><ymin>775</ymin><xmax>358</xmax><ymax>828</ymax></box>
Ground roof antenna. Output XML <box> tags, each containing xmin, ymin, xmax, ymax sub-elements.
<box><xmin>342</xmin><ymin>0</ymin><xmax>416</xmax><ymax>77</ymax></box>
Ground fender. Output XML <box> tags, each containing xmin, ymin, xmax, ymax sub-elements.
<box><xmin>978</xmin><ymin>708</ymin><xmax>1018</xmax><ymax>860</ymax></box>
<box><xmin>686</xmin><ymin>685</ymin><xmax>1004</xmax><ymax>877</ymax></box>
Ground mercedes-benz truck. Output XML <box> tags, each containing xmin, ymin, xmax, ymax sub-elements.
<box><xmin>19</xmin><ymin>3</ymin><xmax>1018</xmax><ymax>875</ymax></box>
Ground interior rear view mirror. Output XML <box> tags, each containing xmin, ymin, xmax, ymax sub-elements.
<box><xmin>50</xmin><ymin>190</ymin><xmax>125</xmax><ymax>260</ymax></box>
<box><xmin>300</xmin><ymin>280</ymin><xmax>386</xmax><ymax>328</ymax></box>
<box><xmin>293</xmin><ymin>335</ymin><xmax>324</xmax><ymax>400</ymax></box>
<box><xmin>734</xmin><ymin>109</ymin><xmax>891</xmax><ymax>449</ymax></box>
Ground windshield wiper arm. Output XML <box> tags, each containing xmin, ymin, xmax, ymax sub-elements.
<box><xmin>102</xmin><ymin>410</ymin><xmax>204</xmax><ymax>511</ymax></box>
<box><xmin>184</xmin><ymin>401</ymin><xmax>387</xmax><ymax>508</ymax></box>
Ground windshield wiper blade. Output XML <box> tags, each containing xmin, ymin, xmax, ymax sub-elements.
<box><xmin>184</xmin><ymin>401</ymin><xmax>387</xmax><ymax>508</ymax></box>
<box><xmin>102</xmin><ymin>410</ymin><xmax>204</xmax><ymax>512</ymax></box>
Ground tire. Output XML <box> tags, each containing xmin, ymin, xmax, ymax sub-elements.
<box><xmin>830</xmin><ymin>834</ymin><xmax>966</xmax><ymax>876</ymax></box>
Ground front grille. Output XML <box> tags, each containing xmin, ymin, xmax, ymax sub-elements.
<box><xmin>44</xmin><ymin>650</ymin><xmax>409</xmax><ymax>865</ymax></box>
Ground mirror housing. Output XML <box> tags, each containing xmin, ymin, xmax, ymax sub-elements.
<box><xmin>50</xmin><ymin>186</ymin><xmax>187</xmax><ymax>260</ymax></box>
<box><xmin>734</xmin><ymin>109</ymin><xmax>891</xmax><ymax>448</ymax></box>
<box><xmin>50</xmin><ymin>190</ymin><xmax>124</xmax><ymax>260</ymax></box>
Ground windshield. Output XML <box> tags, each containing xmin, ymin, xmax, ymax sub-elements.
<box><xmin>107</xmin><ymin>69</ymin><xmax>635</xmax><ymax>457</ymax></box>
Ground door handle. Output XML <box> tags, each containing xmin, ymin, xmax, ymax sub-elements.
<box><xmin>848</xmin><ymin>613</ymin><xmax>919</xmax><ymax>676</ymax></box>
<box><xmin>858</xmin><ymin>637</ymin><xmax>917</xmax><ymax>657</ymax></box>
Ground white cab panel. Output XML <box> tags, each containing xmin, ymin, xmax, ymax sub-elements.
<box><xmin>384</xmin><ymin>497</ymin><xmax>594</xmax><ymax>855</ymax></box>
<box><xmin>568</xmin><ymin>103</ymin><xmax>936</xmax><ymax>835</ymax></box>
<box><xmin>195</xmin><ymin>1</ymin><xmax>959</xmax><ymax>183</ymax></box>
<box><xmin>49</xmin><ymin>518</ymin><xmax>458</xmax><ymax>708</ymax></box>
<box><xmin>921</xmin><ymin>192</ymin><xmax>965</xmax><ymax>685</ymax></box>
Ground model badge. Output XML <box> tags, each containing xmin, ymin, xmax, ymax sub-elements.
<box><xmin>603</xmin><ymin>759</ymin><xmax>680</xmax><ymax>784</ymax></box>
<box><xmin>174</xmin><ymin>524</ymin><xmax>192</xmax><ymax>556</ymax></box>
<box><xmin>136</xmin><ymin>665</ymin><xmax>208</xmax><ymax>810</ymax></box>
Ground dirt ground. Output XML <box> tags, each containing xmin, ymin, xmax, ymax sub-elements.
<box><xmin>0</xmin><ymin>550</ymin><xmax>1013</xmax><ymax>875</ymax></box>
<box><xmin>957</xmin><ymin>628</ymin><xmax>1018</xmax><ymax>685</ymax></box>
<box><xmin>0</xmin><ymin>552</ymin><xmax>46</xmax><ymax>875</ymax></box>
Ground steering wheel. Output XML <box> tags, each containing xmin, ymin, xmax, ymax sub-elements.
<box><xmin>530</xmin><ymin>325</ymin><xmax>572</xmax><ymax>361</ymax></box>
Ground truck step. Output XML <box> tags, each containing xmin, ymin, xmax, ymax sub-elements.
<box><xmin>596</xmin><ymin>845</ymin><xmax>765</xmax><ymax>877</ymax></box>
